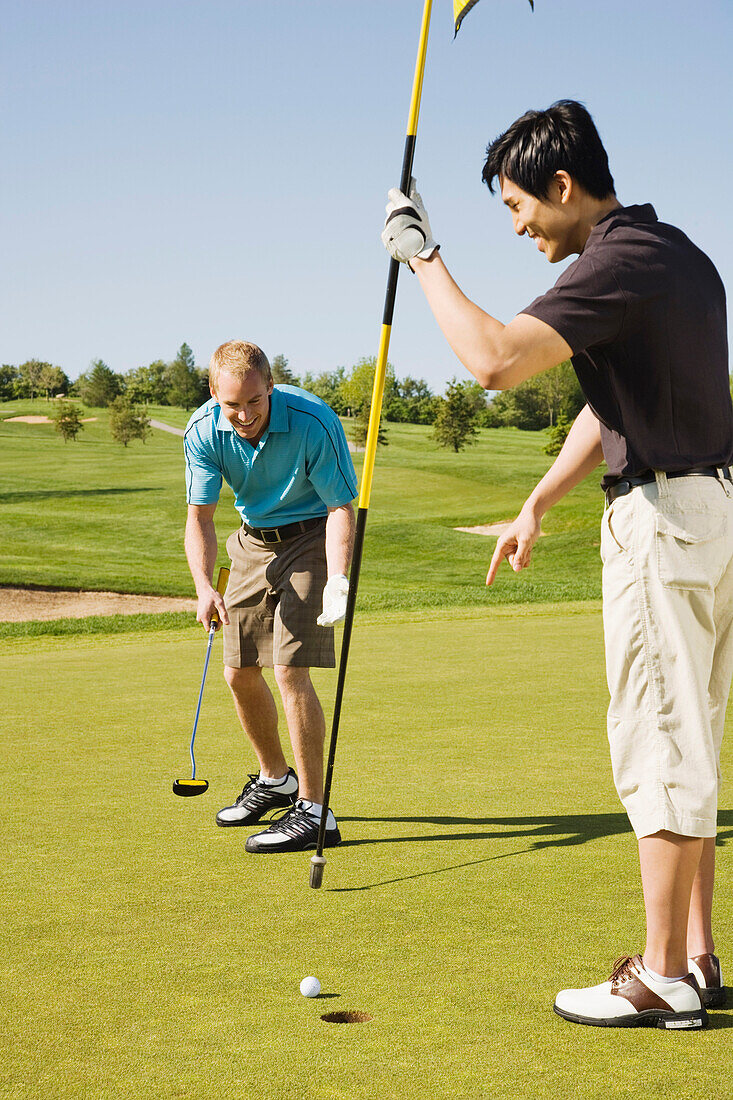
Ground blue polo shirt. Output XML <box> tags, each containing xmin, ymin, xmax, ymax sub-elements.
<box><xmin>184</xmin><ymin>385</ymin><xmax>357</xmax><ymax>528</ymax></box>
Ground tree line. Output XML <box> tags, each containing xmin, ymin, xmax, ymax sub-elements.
<box><xmin>284</xmin><ymin>353</ymin><xmax>583</xmax><ymax>453</ymax></box>
<box><xmin>3</xmin><ymin>344</ymin><xmax>584</xmax><ymax>453</ymax></box>
<box><xmin>1</xmin><ymin>343</ymin><xmax>208</xmax><ymax>410</ymax></box>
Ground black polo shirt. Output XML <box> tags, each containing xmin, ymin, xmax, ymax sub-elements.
<box><xmin>521</xmin><ymin>204</ymin><xmax>732</xmax><ymax>482</ymax></box>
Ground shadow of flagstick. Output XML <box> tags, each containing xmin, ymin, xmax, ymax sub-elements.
<box><xmin>327</xmin><ymin>845</ymin><xmax>536</xmax><ymax>892</ymax></box>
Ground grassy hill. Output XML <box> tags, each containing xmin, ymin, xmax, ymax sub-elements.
<box><xmin>0</xmin><ymin>399</ymin><xmax>606</xmax><ymax>610</ymax></box>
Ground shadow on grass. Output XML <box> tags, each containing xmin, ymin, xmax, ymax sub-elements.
<box><xmin>337</xmin><ymin>811</ymin><xmax>633</xmax><ymax>851</ymax></box>
<box><xmin>708</xmin><ymin>1010</ymin><xmax>733</xmax><ymax>1029</ymax></box>
<box><xmin>0</xmin><ymin>487</ymin><xmax>162</xmax><ymax>504</ymax></box>
<box><xmin>330</xmin><ymin>811</ymin><xmax>733</xmax><ymax>892</ymax></box>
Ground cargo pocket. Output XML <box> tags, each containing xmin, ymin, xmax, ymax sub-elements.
<box><xmin>655</xmin><ymin>511</ymin><xmax>727</xmax><ymax>590</ymax></box>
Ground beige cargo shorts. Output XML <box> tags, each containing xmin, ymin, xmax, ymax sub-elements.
<box><xmin>601</xmin><ymin>471</ymin><xmax>733</xmax><ymax>838</ymax></box>
<box><xmin>223</xmin><ymin>519</ymin><xmax>334</xmax><ymax>669</ymax></box>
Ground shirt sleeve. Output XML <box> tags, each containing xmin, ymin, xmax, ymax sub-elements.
<box><xmin>304</xmin><ymin>414</ymin><xmax>358</xmax><ymax>508</ymax></box>
<box><xmin>184</xmin><ymin>431</ymin><xmax>223</xmax><ymax>505</ymax></box>
<box><xmin>520</xmin><ymin>251</ymin><xmax>627</xmax><ymax>355</ymax></box>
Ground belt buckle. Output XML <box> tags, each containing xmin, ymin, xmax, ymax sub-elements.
<box><xmin>264</xmin><ymin>529</ymin><xmax>281</xmax><ymax>544</ymax></box>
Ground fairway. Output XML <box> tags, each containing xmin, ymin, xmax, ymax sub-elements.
<box><xmin>0</xmin><ymin>400</ymin><xmax>603</xmax><ymax>612</ymax></box>
<box><xmin>3</xmin><ymin>606</ymin><xmax>732</xmax><ymax>1099</ymax></box>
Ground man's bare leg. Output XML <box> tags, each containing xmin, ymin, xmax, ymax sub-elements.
<box><xmin>223</xmin><ymin>665</ymin><xmax>288</xmax><ymax>779</ymax></box>
<box><xmin>273</xmin><ymin>665</ymin><xmax>325</xmax><ymax>803</ymax></box>
<box><xmin>686</xmin><ymin>836</ymin><xmax>716</xmax><ymax>957</ymax></box>
<box><xmin>639</xmin><ymin>831</ymin><xmax>704</xmax><ymax>976</ymax></box>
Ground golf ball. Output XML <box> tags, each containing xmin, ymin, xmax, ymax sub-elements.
<box><xmin>300</xmin><ymin>976</ymin><xmax>321</xmax><ymax>998</ymax></box>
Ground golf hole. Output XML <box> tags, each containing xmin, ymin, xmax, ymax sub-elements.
<box><xmin>321</xmin><ymin>1011</ymin><xmax>373</xmax><ymax>1024</ymax></box>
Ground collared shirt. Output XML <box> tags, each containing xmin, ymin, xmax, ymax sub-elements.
<box><xmin>184</xmin><ymin>385</ymin><xmax>357</xmax><ymax>527</ymax></box>
<box><xmin>521</xmin><ymin>204</ymin><xmax>732</xmax><ymax>481</ymax></box>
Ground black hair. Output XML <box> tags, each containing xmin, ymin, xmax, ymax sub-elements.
<box><xmin>482</xmin><ymin>100</ymin><xmax>615</xmax><ymax>201</ymax></box>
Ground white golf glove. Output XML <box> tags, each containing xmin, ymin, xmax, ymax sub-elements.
<box><xmin>381</xmin><ymin>178</ymin><xmax>439</xmax><ymax>265</ymax></box>
<box><xmin>317</xmin><ymin>574</ymin><xmax>350</xmax><ymax>627</ymax></box>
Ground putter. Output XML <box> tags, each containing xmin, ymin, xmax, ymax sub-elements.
<box><xmin>173</xmin><ymin>566</ymin><xmax>230</xmax><ymax>797</ymax></box>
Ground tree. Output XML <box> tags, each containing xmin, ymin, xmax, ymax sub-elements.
<box><xmin>18</xmin><ymin>359</ymin><xmax>50</xmax><ymax>399</ymax></box>
<box><xmin>544</xmin><ymin>414</ymin><xmax>572</xmax><ymax>456</ymax></box>
<box><xmin>125</xmin><ymin>360</ymin><xmax>169</xmax><ymax>405</ymax></box>
<box><xmin>300</xmin><ymin>368</ymin><xmax>348</xmax><ymax>415</ymax></box>
<box><xmin>531</xmin><ymin>361</ymin><xmax>583</xmax><ymax>426</ymax></box>
<box><xmin>39</xmin><ymin>365</ymin><xmax>69</xmax><ymax>400</ymax></box>
<box><xmin>432</xmin><ymin>378</ymin><xmax>481</xmax><ymax>452</ymax></box>
<box><xmin>0</xmin><ymin>366</ymin><xmax>18</xmax><ymax>401</ymax></box>
<box><xmin>271</xmin><ymin>353</ymin><xmax>299</xmax><ymax>387</ymax></box>
<box><xmin>76</xmin><ymin>359</ymin><xmax>124</xmax><ymax>407</ymax></box>
<box><xmin>109</xmin><ymin>396</ymin><xmax>151</xmax><ymax>447</ymax></box>
<box><xmin>462</xmin><ymin>380</ymin><xmax>493</xmax><ymax>425</ymax></box>
<box><xmin>166</xmin><ymin>343</ymin><xmax>206</xmax><ymax>409</ymax></box>
<box><xmin>342</xmin><ymin>357</ymin><xmax>396</xmax><ymax>447</ymax></box>
<box><xmin>487</xmin><ymin>360</ymin><xmax>582</xmax><ymax>430</ymax></box>
<box><xmin>51</xmin><ymin>399</ymin><xmax>84</xmax><ymax>442</ymax></box>
<box><xmin>384</xmin><ymin>375</ymin><xmax>437</xmax><ymax>424</ymax></box>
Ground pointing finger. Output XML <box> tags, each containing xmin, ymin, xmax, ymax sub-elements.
<box><xmin>486</xmin><ymin>537</ymin><xmax>512</xmax><ymax>586</ymax></box>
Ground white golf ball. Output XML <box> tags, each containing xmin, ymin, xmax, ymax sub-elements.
<box><xmin>300</xmin><ymin>976</ymin><xmax>321</xmax><ymax>998</ymax></box>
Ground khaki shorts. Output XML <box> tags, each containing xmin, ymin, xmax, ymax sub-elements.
<box><xmin>223</xmin><ymin>520</ymin><xmax>334</xmax><ymax>669</ymax></box>
<box><xmin>601</xmin><ymin>471</ymin><xmax>733</xmax><ymax>838</ymax></box>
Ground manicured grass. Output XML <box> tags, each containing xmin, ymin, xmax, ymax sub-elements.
<box><xmin>0</xmin><ymin>399</ymin><xmax>605</xmax><ymax>609</ymax></box>
<box><xmin>0</xmin><ymin>611</ymin><xmax>195</xmax><ymax>639</ymax></box>
<box><xmin>2</xmin><ymin>607</ymin><xmax>732</xmax><ymax>1098</ymax></box>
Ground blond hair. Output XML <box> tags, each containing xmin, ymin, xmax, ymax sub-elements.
<box><xmin>208</xmin><ymin>341</ymin><xmax>272</xmax><ymax>391</ymax></box>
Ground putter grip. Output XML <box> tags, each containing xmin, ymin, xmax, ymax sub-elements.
<box><xmin>210</xmin><ymin>566</ymin><xmax>230</xmax><ymax>627</ymax></box>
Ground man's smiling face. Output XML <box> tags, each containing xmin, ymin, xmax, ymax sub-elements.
<box><xmin>212</xmin><ymin>369</ymin><xmax>274</xmax><ymax>445</ymax></box>
<box><xmin>500</xmin><ymin>173</ymin><xmax>577</xmax><ymax>263</ymax></box>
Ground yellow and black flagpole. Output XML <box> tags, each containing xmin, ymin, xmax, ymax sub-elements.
<box><xmin>309</xmin><ymin>0</ymin><xmax>434</xmax><ymax>888</ymax></box>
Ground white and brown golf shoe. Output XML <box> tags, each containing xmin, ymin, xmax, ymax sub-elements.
<box><xmin>688</xmin><ymin>953</ymin><xmax>726</xmax><ymax>1008</ymax></box>
<box><xmin>554</xmin><ymin>955</ymin><xmax>708</xmax><ymax>1029</ymax></box>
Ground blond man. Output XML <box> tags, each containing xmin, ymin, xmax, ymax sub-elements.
<box><xmin>184</xmin><ymin>341</ymin><xmax>357</xmax><ymax>852</ymax></box>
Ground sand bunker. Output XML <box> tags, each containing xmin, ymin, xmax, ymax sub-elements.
<box><xmin>2</xmin><ymin>587</ymin><xmax>196</xmax><ymax>622</ymax></box>
<box><xmin>5</xmin><ymin>415</ymin><xmax>97</xmax><ymax>424</ymax></box>
<box><xmin>454</xmin><ymin>522</ymin><xmax>546</xmax><ymax>537</ymax></box>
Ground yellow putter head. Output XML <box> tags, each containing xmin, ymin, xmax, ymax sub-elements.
<box><xmin>172</xmin><ymin>778</ymin><xmax>209</xmax><ymax>797</ymax></box>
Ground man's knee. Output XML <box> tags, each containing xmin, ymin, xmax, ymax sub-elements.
<box><xmin>273</xmin><ymin>664</ymin><xmax>313</xmax><ymax>693</ymax></box>
<box><xmin>224</xmin><ymin>664</ymin><xmax>264</xmax><ymax>690</ymax></box>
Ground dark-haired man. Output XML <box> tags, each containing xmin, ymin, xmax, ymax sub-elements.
<box><xmin>382</xmin><ymin>99</ymin><xmax>732</xmax><ymax>1029</ymax></box>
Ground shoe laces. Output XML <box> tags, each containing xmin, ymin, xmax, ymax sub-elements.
<box><xmin>234</xmin><ymin>774</ymin><xmax>261</xmax><ymax>805</ymax></box>
<box><xmin>262</xmin><ymin>803</ymin><xmax>317</xmax><ymax>839</ymax></box>
<box><xmin>609</xmin><ymin>956</ymin><xmax>634</xmax><ymax>985</ymax></box>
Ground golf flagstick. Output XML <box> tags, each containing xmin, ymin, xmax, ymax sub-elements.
<box><xmin>309</xmin><ymin>0</ymin><xmax>434</xmax><ymax>888</ymax></box>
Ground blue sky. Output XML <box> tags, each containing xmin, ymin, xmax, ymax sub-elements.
<box><xmin>2</xmin><ymin>0</ymin><xmax>731</xmax><ymax>391</ymax></box>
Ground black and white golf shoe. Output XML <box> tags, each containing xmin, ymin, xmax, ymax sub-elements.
<box><xmin>216</xmin><ymin>768</ymin><xmax>298</xmax><ymax>827</ymax></box>
<box><xmin>244</xmin><ymin>799</ymin><xmax>341</xmax><ymax>853</ymax></box>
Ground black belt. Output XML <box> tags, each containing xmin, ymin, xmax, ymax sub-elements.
<box><xmin>605</xmin><ymin>466</ymin><xmax>732</xmax><ymax>506</ymax></box>
<box><xmin>242</xmin><ymin>516</ymin><xmax>325</xmax><ymax>544</ymax></box>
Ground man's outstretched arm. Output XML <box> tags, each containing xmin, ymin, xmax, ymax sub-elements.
<box><xmin>382</xmin><ymin>182</ymin><xmax>572</xmax><ymax>389</ymax></box>
<box><xmin>486</xmin><ymin>404</ymin><xmax>603</xmax><ymax>585</ymax></box>
<box><xmin>412</xmin><ymin>252</ymin><xmax>572</xmax><ymax>390</ymax></box>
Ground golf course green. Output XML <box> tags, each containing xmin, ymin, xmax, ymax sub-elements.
<box><xmin>2</xmin><ymin>402</ymin><xmax>732</xmax><ymax>1098</ymax></box>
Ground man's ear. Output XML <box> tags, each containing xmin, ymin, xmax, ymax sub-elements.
<box><xmin>210</xmin><ymin>385</ymin><xmax>218</xmax><ymax>401</ymax></box>
<box><xmin>553</xmin><ymin>171</ymin><xmax>573</xmax><ymax>205</ymax></box>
